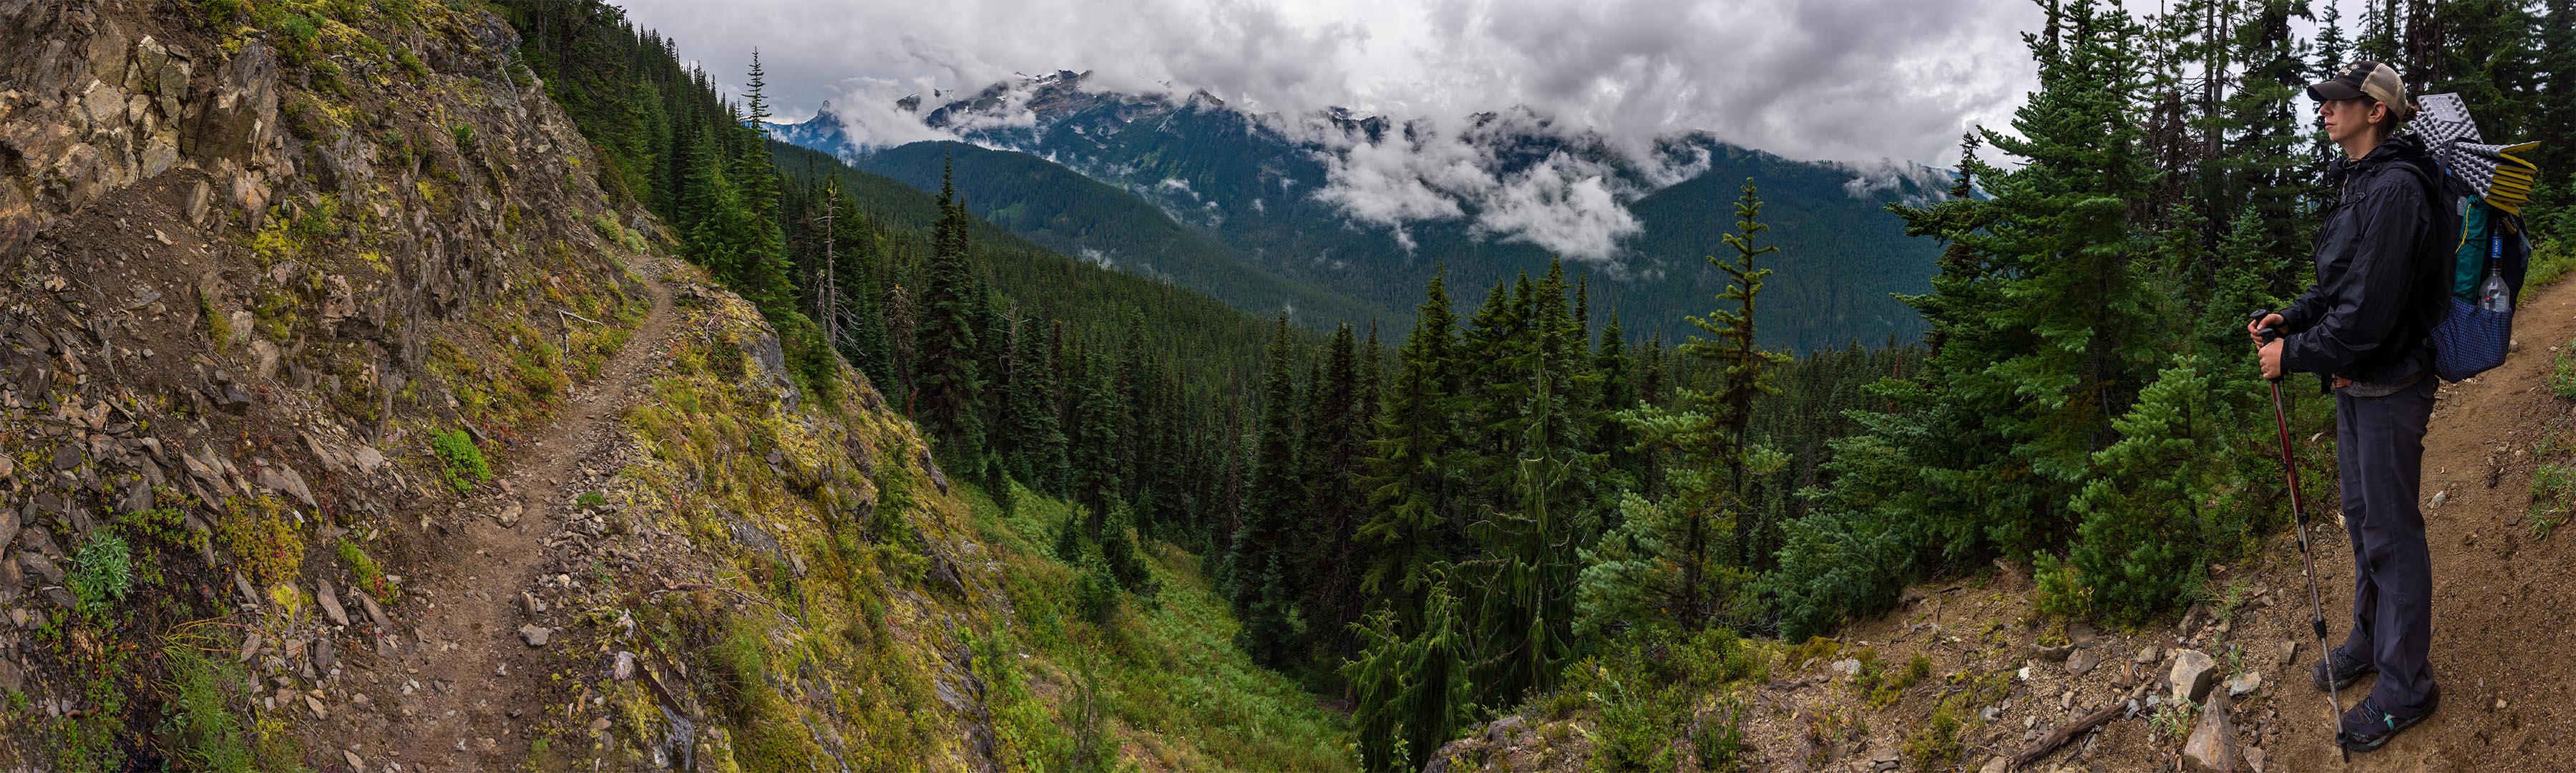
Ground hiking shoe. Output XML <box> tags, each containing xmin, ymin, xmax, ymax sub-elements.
<box><xmin>2336</xmin><ymin>687</ymin><xmax>2438</xmax><ymax>752</ymax></box>
<box><xmin>2312</xmin><ymin>646</ymin><xmax>2376</xmax><ymax>691</ymax></box>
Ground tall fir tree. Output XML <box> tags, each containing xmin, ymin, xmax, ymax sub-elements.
<box><xmin>1692</xmin><ymin>181</ymin><xmax>1792</xmax><ymax>566</ymax></box>
<box><xmin>1357</xmin><ymin>275</ymin><xmax>1458</xmax><ymax>629</ymax></box>
<box><xmin>1068</xmin><ymin>348</ymin><xmax>1124</xmax><ymax>520</ymax></box>
<box><xmin>1465</xmin><ymin>362</ymin><xmax>1579</xmax><ymax>704</ymax></box>
<box><xmin>917</xmin><ymin>157</ymin><xmax>986</xmax><ymax>463</ymax></box>
<box><xmin>1299</xmin><ymin>324</ymin><xmax>1371</xmax><ymax>661</ymax></box>
<box><xmin>1232</xmin><ymin>313</ymin><xmax>1306</xmax><ymax>666</ymax></box>
<box><xmin>1579</xmin><ymin>180</ymin><xmax>1785</xmax><ymax>633</ymax></box>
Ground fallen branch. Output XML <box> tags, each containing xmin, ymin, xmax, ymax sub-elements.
<box><xmin>559</xmin><ymin>309</ymin><xmax>607</xmax><ymax>326</ymax></box>
<box><xmin>2009</xmin><ymin>701</ymin><xmax>2122</xmax><ymax>769</ymax></box>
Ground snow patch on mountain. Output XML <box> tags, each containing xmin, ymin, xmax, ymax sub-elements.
<box><xmin>799</xmin><ymin>71</ymin><xmax>1946</xmax><ymax>263</ymax></box>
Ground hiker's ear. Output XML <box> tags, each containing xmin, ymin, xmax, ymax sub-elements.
<box><xmin>2368</xmin><ymin>101</ymin><xmax>2389</xmax><ymax>127</ymax></box>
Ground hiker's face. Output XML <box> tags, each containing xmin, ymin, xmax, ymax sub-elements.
<box><xmin>2319</xmin><ymin>97</ymin><xmax>2386</xmax><ymax>146</ymax></box>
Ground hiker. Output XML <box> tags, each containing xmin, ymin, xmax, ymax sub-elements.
<box><xmin>2248</xmin><ymin>60</ymin><xmax>2449</xmax><ymax>752</ymax></box>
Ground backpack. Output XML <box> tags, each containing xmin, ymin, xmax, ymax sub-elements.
<box><xmin>2425</xmin><ymin>189</ymin><xmax>2530</xmax><ymax>381</ymax></box>
<box><xmin>2409</xmin><ymin>93</ymin><xmax>2543</xmax><ymax>382</ymax></box>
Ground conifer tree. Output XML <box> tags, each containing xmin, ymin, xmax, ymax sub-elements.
<box><xmin>1948</xmin><ymin>0</ymin><xmax>2161</xmax><ymax>555</ymax></box>
<box><xmin>743</xmin><ymin>49</ymin><xmax>769</xmax><ymax>130</ymax></box>
<box><xmin>1358</xmin><ymin>275</ymin><xmax>1458</xmax><ymax>628</ymax></box>
<box><xmin>1465</xmin><ymin>364</ymin><xmax>1579</xmax><ymax>702</ymax></box>
<box><xmin>1299</xmin><ymin>324</ymin><xmax>1370</xmax><ymax>661</ymax></box>
<box><xmin>1068</xmin><ymin>349</ymin><xmax>1123</xmax><ymax>520</ymax></box>
<box><xmin>1639</xmin><ymin>331</ymin><xmax>1666</xmax><ymax>408</ymax></box>
<box><xmin>1344</xmin><ymin>578</ymin><xmax>1475</xmax><ymax>773</ymax></box>
<box><xmin>1696</xmin><ymin>182</ymin><xmax>1790</xmax><ymax>503</ymax></box>
<box><xmin>1231</xmin><ymin>313</ymin><xmax>1305</xmax><ymax>666</ymax></box>
<box><xmin>884</xmin><ymin>281</ymin><xmax>916</xmax><ymax>409</ymax></box>
<box><xmin>917</xmin><ymin>157</ymin><xmax>985</xmax><ymax>462</ymax></box>
<box><xmin>2066</xmin><ymin>354</ymin><xmax>2240</xmax><ymax>621</ymax></box>
<box><xmin>1116</xmin><ymin>316</ymin><xmax>1149</xmax><ymax>505</ymax></box>
<box><xmin>1003</xmin><ymin>314</ymin><xmax>1068</xmax><ymax>494</ymax></box>
<box><xmin>1579</xmin><ymin>180</ymin><xmax>1785</xmax><ymax>632</ymax></box>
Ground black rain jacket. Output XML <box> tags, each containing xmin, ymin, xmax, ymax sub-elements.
<box><xmin>2276</xmin><ymin>132</ymin><xmax>2452</xmax><ymax>387</ymax></box>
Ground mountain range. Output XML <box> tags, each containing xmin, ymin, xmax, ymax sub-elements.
<box><xmin>776</xmin><ymin>71</ymin><xmax>1950</xmax><ymax>351</ymax></box>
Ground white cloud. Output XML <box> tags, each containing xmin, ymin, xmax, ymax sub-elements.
<box><xmin>1472</xmin><ymin>154</ymin><xmax>1639</xmax><ymax>261</ymax></box>
<box><xmin>1833</xmin><ymin>158</ymin><xmax>1953</xmax><ymax>205</ymax></box>
<box><xmin>621</xmin><ymin>0</ymin><xmax>2043</xmax><ymax>167</ymax></box>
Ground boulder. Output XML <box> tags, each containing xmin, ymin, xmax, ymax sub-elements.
<box><xmin>357</xmin><ymin>589</ymin><xmax>390</xmax><ymax>629</ymax></box>
<box><xmin>2182</xmin><ymin>694</ymin><xmax>2244</xmax><ymax>772</ymax></box>
<box><xmin>2225</xmin><ymin>672</ymin><xmax>2263</xmax><ymax>698</ymax></box>
<box><xmin>315</xmin><ymin>577</ymin><xmax>348</xmax><ymax>626</ymax></box>
<box><xmin>185</xmin><ymin>43</ymin><xmax>280</xmax><ymax>172</ymax></box>
<box><xmin>18</xmin><ymin>552</ymin><xmax>63</xmax><ymax>585</ymax></box>
<box><xmin>2064</xmin><ymin>647</ymin><xmax>2100</xmax><ymax>677</ymax></box>
<box><xmin>2170</xmin><ymin>649</ymin><xmax>2218</xmax><ymax>704</ymax></box>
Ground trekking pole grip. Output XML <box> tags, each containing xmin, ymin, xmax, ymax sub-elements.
<box><xmin>2248</xmin><ymin>308</ymin><xmax>2282</xmax><ymax>344</ymax></box>
<box><xmin>2250</xmin><ymin>308</ymin><xmax>2286</xmax><ymax>382</ymax></box>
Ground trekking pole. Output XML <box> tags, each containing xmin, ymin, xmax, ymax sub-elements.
<box><xmin>2252</xmin><ymin>308</ymin><xmax>2348</xmax><ymax>763</ymax></box>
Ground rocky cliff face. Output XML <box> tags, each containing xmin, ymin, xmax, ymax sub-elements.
<box><xmin>0</xmin><ymin>3</ymin><xmax>1012</xmax><ymax>770</ymax></box>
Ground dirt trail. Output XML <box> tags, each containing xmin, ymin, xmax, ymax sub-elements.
<box><xmin>354</xmin><ymin>258</ymin><xmax>678</xmax><ymax>772</ymax></box>
<box><xmin>2253</xmin><ymin>271</ymin><xmax>2576</xmax><ymax>772</ymax></box>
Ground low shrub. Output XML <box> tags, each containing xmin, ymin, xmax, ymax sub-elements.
<box><xmin>338</xmin><ymin>540</ymin><xmax>400</xmax><ymax>606</ymax></box>
<box><xmin>431</xmin><ymin>429</ymin><xmax>489</xmax><ymax>493</ymax></box>
<box><xmin>219</xmin><ymin>495</ymin><xmax>304</xmax><ymax>587</ymax></box>
<box><xmin>1901</xmin><ymin>707</ymin><xmax>1963</xmax><ymax>769</ymax></box>
<box><xmin>67</xmin><ymin>532</ymin><xmax>133</xmax><ymax>623</ymax></box>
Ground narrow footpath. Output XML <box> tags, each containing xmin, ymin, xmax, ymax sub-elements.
<box><xmin>356</xmin><ymin>258</ymin><xmax>678</xmax><ymax>772</ymax></box>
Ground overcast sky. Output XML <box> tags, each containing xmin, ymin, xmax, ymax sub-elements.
<box><xmin>614</xmin><ymin>0</ymin><xmax>2025</xmax><ymax>166</ymax></box>
<box><xmin>617</xmin><ymin>0</ymin><xmax>2376</xmax><ymax>167</ymax></box>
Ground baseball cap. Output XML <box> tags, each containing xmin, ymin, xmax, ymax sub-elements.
<box><xmin>2309</xmin><ymin>61</ymin><xmax>2416</xmax><ymax>122</ymax></box>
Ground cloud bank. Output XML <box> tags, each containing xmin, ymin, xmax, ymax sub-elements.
<box><xmin>619</xmin><ymin>0</ymin><xmax>2047</xmax><ymax>166</ymax></box>
<box><xmin>617</xmin><ymin>0</ymin><xmax>2381</xmax><ymax>261</ymax></box>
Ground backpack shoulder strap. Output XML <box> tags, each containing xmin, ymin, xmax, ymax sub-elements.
<box><xmin>2384</xmin><ymin>155</ymin><xmax>2466</xmax><ymax>256</ymax></box>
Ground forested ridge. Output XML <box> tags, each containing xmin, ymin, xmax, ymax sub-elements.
<box><xmin>504</xmin><ymin>0</ymin><xmax>2574</xmax><ymax>770</ymax></box>
<box><xmin>825</xmin><ymin>97</ymin><xmax>1947</xmax><ymax>353</ymax></box>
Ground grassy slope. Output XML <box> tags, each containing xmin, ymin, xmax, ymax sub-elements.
<box><xmin>560</xmin><ymin>278</ymin><xmax>1348</xmax><ymax>772</ymax></box>
<box><xmin>968</xmin><ymin>485</ymin><xmax>1352</xmax><ymax>772</ymax></box>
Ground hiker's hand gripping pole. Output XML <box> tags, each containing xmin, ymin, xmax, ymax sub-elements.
<box><xmin>2253</xmin><ymin>309</ymin><xmax>2348</xmax><ymax>761</ymax></box>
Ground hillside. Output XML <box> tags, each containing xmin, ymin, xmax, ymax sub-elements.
<box><xmin>0</xmin><ymin>2</ymin><xmax>1346</xmax><ymax>771</ymax></box>
<box><xmin>852</xmin><ymin>140</ymin><xmax>1387</xmax><ymax>328</ymax></box>
<box><xmin>782</xmin><ymin>74</ymin><xmax>1945</xmax><ymax>351</ymax></box>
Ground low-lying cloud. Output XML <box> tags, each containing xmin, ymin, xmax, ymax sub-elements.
<box><xmin>619</xmin><ymin>0</ymin><xmax>2045</xmax><ymax>166</ymax></box>
<box><xmin>615</xmin><ymin>0</ymin><xmax>2076</xmax><ymax>262</ymax></box>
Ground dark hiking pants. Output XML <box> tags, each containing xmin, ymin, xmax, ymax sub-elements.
<box><xmin>2335</xmin><ymin>377</ymin><xmax>2438</xmax><ymax>714</ymax></box>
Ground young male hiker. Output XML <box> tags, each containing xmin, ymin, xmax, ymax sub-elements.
<box><xmin>2248</xmin><ymin>60</ymin><xmax>2448</xmax><ymax>752</ymax></box>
